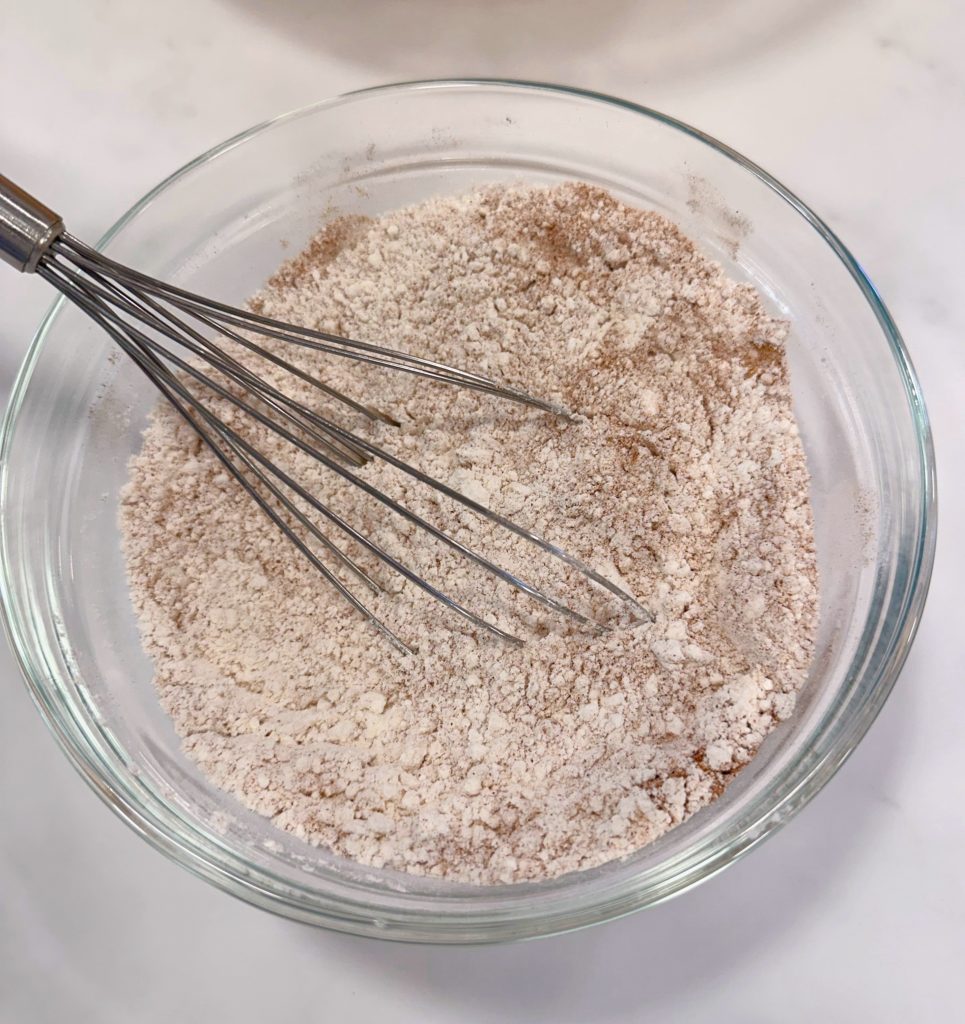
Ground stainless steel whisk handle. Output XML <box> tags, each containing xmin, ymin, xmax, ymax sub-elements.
<box><xmin>0</xmin><ymin>174</ymin><xmax>64</xmax><ymax>273</ymax></box>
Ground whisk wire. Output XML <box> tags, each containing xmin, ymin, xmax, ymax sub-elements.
<box><xmin>32</xmin><ymin>227</ymin><xmax>649</xmax><ymax>650</ymax></box>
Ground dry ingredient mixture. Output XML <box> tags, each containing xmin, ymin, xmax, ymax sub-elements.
<box><xmin>121</xmin><ymin>183</ymin><xmax>818</xmax><ymax>884</ymax></box>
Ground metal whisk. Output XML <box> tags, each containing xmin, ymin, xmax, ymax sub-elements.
<box><xmin>1</xmin><ymin>173</ymin><xmax>643</xmax><ymax>653</ymax></box>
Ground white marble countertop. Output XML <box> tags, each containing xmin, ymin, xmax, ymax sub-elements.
<box><xmin>1</xmin><ymin>1</ymin><xmax>962</xmax><ymax>1020</ymax></box>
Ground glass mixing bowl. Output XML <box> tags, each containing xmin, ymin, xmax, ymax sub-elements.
<box><xmin>0</xmin><ymin>80</ymin><xmax>936</xmax><ymax>942</ymax></box>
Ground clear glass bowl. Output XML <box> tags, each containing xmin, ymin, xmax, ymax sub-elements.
<box><xmin>0</xmin><ymin>80</ymin><xmax>936</xmax><ymax>942</ymax></box>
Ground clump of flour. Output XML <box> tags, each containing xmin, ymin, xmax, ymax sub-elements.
<box><xmin>120</xmin><ymin>183</ymin><xmax>818</xmax><ymax>884</ymax></box>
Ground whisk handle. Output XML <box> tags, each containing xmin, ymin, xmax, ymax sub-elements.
<box><xmin>0</xmin><ymin>174</ymin><xmax>63</xmax><ymax>273</ymax></box>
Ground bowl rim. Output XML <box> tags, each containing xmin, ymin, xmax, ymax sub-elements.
<box><xmin>0</xmin><ymin>78</ymin><xmax>937</xmax><ymax>942</ymax></box>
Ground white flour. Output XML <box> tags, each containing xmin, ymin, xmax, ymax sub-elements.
<box><xmin>120</xmin><ymin>183</ymin><xmax>818</xmax><ymax>884</ymax></box>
